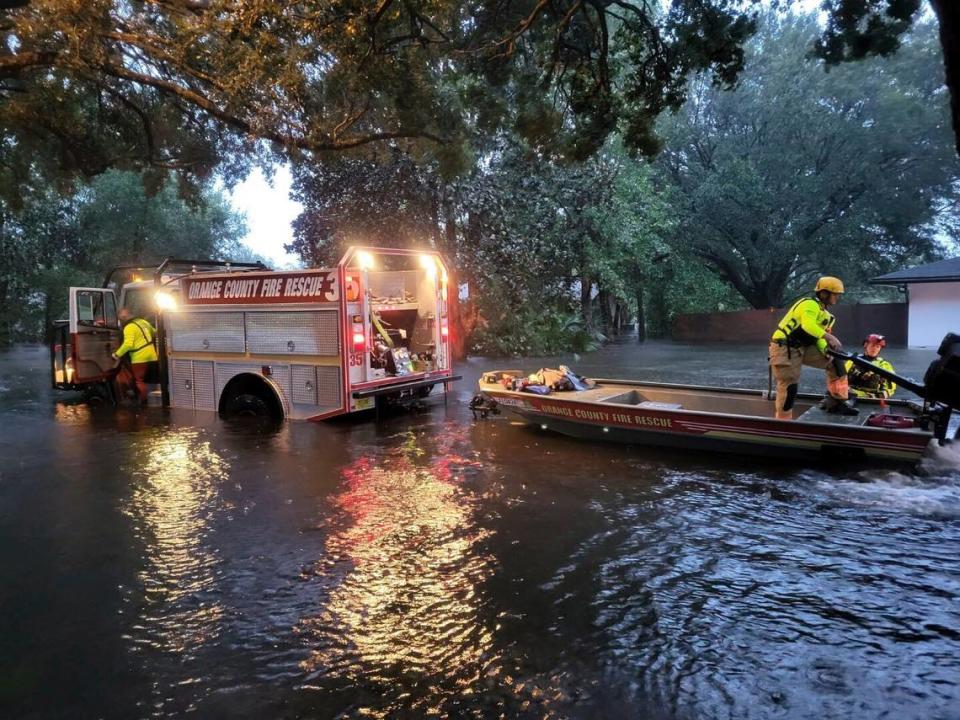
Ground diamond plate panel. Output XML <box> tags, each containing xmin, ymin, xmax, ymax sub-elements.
<box><xmin>244</xmin><ymin>311</ymin><xmax>339</xmax><ymax>355</ymax></box>
<box><xmin>317</xmin><ymin>366</ymin><xmax>342</xmax><ymax>409</ymax></box>
<box><xmin>192</xmin><ymin>360</ymin><xmax>215</xmax><ymax>411</ymax></box>
<box><xmin>168</xmin><ymin>312</ymin><xmax>245</xmax><ymax>353</ymax></box>
<box><xmin>291</xmin><ymin>365</ymin><xmax>318</xmax><ymax>405</ymax></box>
<box><xmin>170</xmin><ymin>359</ymin><xmax>194</xmax><ymax>408</ymax></box>
<box><xmin>269</xmin><ymin>365</ymin><xmax>291</xmax><ymax>405</ymax></box>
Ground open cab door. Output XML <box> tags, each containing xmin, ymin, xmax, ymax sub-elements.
<box><xmin>52</xmin><ymin>287</ymin><xmax>122</xmax><ymax>388</ymax></box>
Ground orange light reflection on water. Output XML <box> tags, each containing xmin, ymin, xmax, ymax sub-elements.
<box><xmin>121</xmin><ymin>428</ymin><xmax>226</xmax><ymax>655</ymax></box>
<box><xmin>299</xmin><ymin>430</ymin><xmax>495</xmax><ymax>706</ymax></box>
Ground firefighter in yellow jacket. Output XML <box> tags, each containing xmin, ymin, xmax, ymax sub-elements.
<box><xmin>769</xmin><ymin>277</ymin><xmax>856</xmax><ymax>419</ymax></box>
<box><xmin>845</xmin><ymin>334</ymin><xmax>897</xmax><ymax>399</ymax></box>
<box><xmin>112</xmin><ymin>308</ymin><xmax>158</xmax><ymax>404</ymax></box>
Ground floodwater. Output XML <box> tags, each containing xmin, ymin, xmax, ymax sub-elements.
<box><xmin>1</xmin><ymin>340</ymin><xmax>959</xmax><ymax>720</ymax></box>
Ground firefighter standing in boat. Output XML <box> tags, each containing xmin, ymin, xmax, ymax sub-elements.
<box><xmin>845</xmin><ymin>334</ymin><xmax>897</xmax><ymax>399</ymax></box>
<box><xmin>769</xmin><ymin>277</ymin><xmax>856</xmax><ymax>419</ymax></box>
<box><xmin>111</xmin><ymin>308</ymin><xmax>158</xmax><ymax>405</ymax></box>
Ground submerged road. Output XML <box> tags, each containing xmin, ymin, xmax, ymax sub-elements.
<box><xmin>1</xmin><ymin>340</ymin><xmax>959</xmax><ymax>719</ymax></box>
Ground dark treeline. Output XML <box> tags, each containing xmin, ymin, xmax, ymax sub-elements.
<box><xmin>0</xmin><ymin>173</ymin><xmax>251</xmax><ymax>344</ymax></box>
<box><xmin>287</xmin><ymin>13</ymin><xmax>957</xmax><ymax>354</ymax></box>
<box><xmin>1</xmin><ymin>6</ymin><xmax>957</xmax><ymax>353</ymax></box>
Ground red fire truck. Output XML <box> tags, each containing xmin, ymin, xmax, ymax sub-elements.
<box><xmin>51</xmin><ymin>247</ymin><xmax>460</xmax><ymax>419</ymax></box>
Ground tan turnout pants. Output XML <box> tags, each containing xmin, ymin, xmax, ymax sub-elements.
<box><xmin>768</xmin><ymin>342</ymin><xmax>848</xmax><ymax>420</ymax></box>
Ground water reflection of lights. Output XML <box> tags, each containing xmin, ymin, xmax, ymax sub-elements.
<box><xmin>299</xmin><ymin>431</ymin><xmax>494</xmax><ymax>707</ymax></box>
<box><xmin>53</xmin><ymin>402</ymin><xmax>93</xmax><ymax>424</ymax></box>
<box><xmin>121</xmin><ymin>428</ymin><xmax>227</xmax><ymax>655</ymax></box>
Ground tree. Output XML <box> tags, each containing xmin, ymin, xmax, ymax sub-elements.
<box><xmin>656</xmin><ymin>14</ymin><xmax>957</xmax><ymax>309</ymax></box>
<box><xmin>289</xmin><ymin>151</ymin><xmax>443</xmax><ymax>267</ymax></box>
<box><xmin>816</xmin><ymin>1</ymin><xmax>960</xmax><ymax>155</ymax></box>
<box><xmin>2</xmin><ymin>0</ymin><xmax>960</xmax><ymax>221</ymax></box>
<box><xmin>76</xmin><ymin>170</ymin><xmax>248</xmax><ymax>267</ymax></box>
<box><xmin>0</xmin><ymin>0</ymin><xmax>759</xmax><ymax>202</ymax></box>
<box><xmin>0</xmin><ymin>170</ymin><xmax>248</xmax><ymax>343</ymax></box>
<box><xmin>0</xmin><ymin>186</ymin><xmax>82</xmax><ymax>343</ymax></box>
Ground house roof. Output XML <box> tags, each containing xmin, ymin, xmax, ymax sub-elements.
<box><xmin>870</xmin><ymin>257</ymin><xmax>960</xmax><ymax>285</ymax></box>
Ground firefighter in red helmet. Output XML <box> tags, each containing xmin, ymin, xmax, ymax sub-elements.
<box><xmin>845</xmin><ymin>334</ymin><xmax>897</xmax><ymax>399</ymax></box>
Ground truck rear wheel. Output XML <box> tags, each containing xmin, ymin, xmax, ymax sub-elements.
<box><xmin>224</xmin><ymin>392</ymin><xmax>272</xmax><ymax>418</ymax></box>
<box><xmin>219</xmin><ymin>374</ymin><xmax>284</xmax><ymax>420</ymax></box>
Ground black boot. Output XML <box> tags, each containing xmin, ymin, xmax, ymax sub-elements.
<box><xmin>822</xmin><ymin>398</ymin><xmax>859</xmax><ymax>416</ymax></box>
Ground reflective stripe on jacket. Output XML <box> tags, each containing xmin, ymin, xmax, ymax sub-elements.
<box><xmin>771</xmin><ymin>297</ymin><xmax>835</xmax><ymax>353</ymax></box>
<box><xmin>845</xmin><ymin>354</ymin><xmax>896</xmax><ymax>399</ymax></box>
<box><xmin>115</xmin><ymin>318</ymin><xmax>158</xmax><ymax>364</ymax></box>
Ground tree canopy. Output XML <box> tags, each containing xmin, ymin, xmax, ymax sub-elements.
<box><xmin>8</xmin><ymin>0</ymin><xmax>952</xmax><ymax>205</ymax></box>
<box><xmin>0</xmin><ymin>170</ymin><xmax>248</xmax><ymax>343</ymax></box>
<box><xmin>286</xmin><ymin>10</ymin><xmax>956</xmax><ymax>352</ymax></box>
<box><xmin>2</xmin><ymin>1</ymin><xmax>956</xmax><ymax>198</ymax></box>
<box><xmin>815</xmin><ymin>1</ymin><xmax>960</xmax><ymax>154</ymax></box>
<box><xmin>656</xmin><ymin>15</ymin><xmax>957</xmax><ymax>309</ymax></box>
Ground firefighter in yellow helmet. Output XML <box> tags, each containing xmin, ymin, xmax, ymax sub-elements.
<box><xmin>769</xmin><ymin>276</ymin><xmax>856</xmax><ymax>419</ymax></box>
<box><xmin>112</xmin><ymin>307</ymin><xmax>158</xmax><ymax>405</ymax></box>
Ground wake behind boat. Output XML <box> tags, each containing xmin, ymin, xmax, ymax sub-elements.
<box><xmin>476</xmin><ymin>334</ymin><xmax>960</xmax><ymax>466</ymax></box>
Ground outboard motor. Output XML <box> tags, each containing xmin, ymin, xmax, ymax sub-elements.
<box><xmin>922</xmin><ymin>332</ymin><xmax>960</xmax><ymax>409</ymax></box>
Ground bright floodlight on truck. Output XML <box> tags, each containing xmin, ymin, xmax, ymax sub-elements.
<box><xmin>419</xmin><ymin>254</ymin><xmax>437</xmax><ymax>280</ymax></box>
<box><xmin>356</xmin><ymin>250</ymin><xmax>376</xmax><ymax>270</ymax></box>
<box><xmin>154</xmin><ymin>290</ymin><xmax>177</xmax><ymax>311</ymax></box>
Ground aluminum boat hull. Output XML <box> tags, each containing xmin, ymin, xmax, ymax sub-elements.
<box><xmin>478</xmin><ymin>372</ymin><xmax>937</xmax><ymax>464</ymax></box>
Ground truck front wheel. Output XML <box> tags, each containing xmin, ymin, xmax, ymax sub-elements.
<box><xmin>83</xmin><ymin>382</ymin><xmax>114</xmax><ymax>407</ymax></box>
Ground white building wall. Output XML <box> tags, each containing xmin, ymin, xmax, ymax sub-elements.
<box><xmin>907</xmin><ymin>281</ymin><xmax>960</xmax><ymax>347</ymax></box>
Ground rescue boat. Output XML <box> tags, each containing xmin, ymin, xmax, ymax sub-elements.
<box><xmin>476</xmin><ymin>334</ymin><xmax>960</xmax><ymax>465</ymax></box>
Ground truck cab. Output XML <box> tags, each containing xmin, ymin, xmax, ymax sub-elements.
<box><xmin>51</xmin><ymin>259</ymin><xmax>265</xmax><ymax>402</ymax></box>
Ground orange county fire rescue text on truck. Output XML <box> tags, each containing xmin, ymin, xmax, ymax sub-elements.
<box><xmin>51</xmin><ymin>247</ymin><xmax>461</xmax><ymax>419</ymax></box>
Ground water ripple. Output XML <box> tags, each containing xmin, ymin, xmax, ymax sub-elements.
<box><xmin>563</xmin><ymin>468</ymin><xmax>960</xmax><ymax>719</ymax></box>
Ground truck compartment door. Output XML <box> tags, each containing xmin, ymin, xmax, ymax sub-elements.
<box><xmin>69</xmin><ymin>287</ymin><xmax>122</xmax><ymax>383</ymax></box>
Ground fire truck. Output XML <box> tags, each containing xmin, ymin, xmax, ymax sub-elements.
<box><xmin>51</xmin><ymin>247</ymin><xmax>460</xmax><ymax>419</ymax></box>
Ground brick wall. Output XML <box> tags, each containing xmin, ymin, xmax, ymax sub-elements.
<box><xmin>672</xmin><ymin>303</ymin><xmax>908</xmax><ymax>346</ymax></box>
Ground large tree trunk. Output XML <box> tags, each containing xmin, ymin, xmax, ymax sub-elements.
<box><xmin>580</xmin><ymin>274</ymin><xmax>594</xmax><ymax>333</ymax></box>
<box><xmin>703</xmin><ymin>254</ymin><xmax>786</xmax><ymax>309</ymax></box>
<box><xmin>451</xmin><ymin>298</ymin><xmax>480</xmax><ymax>361</ymax></box>
<box><xmin>636</xmin><ymin>289</ymin><xmax>646</xmax><ymax>342</ymax></box>
<box><xmin>931</xmin><ymin>0</ymin><xmax>960</xmax><ymax>156</ymax></box>
<box><xmin>612</xmin><ymin>301</ymin><xmax>623</xmax><ymax>336</ymax></box>
<box><xmin>598</xmin><ymin>289</ymin><xmax>613</xmax><ymax>337</ymax></box>
<box><xmin>440</xmin><ymin>190</ymin><xmax>471</xmax><ymax>361</ymax></box>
